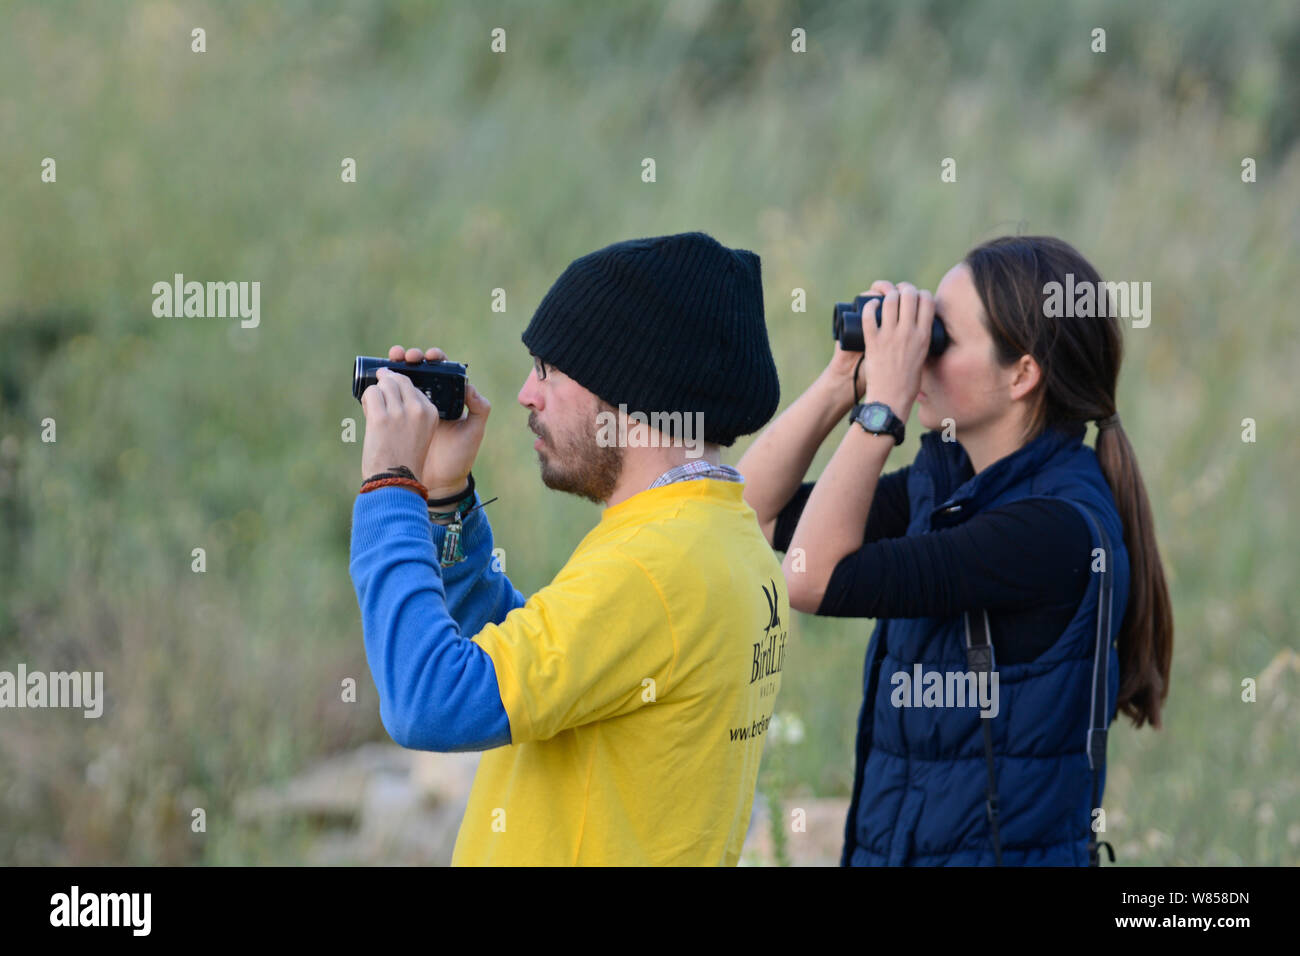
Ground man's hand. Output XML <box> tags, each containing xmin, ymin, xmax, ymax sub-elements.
<box><xmin>360</xmin><ymin>365</ymin><xmax>442</xmax><ymax>482</ymax></box>
<box><xmin>381</xmin><ymin>346</ymin><xmax>491</xmax><ymax>499</ymax></box>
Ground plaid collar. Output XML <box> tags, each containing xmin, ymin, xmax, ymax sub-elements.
<box><xmin>647</xmin><ymin>460</ymin><xmax>745</xmax><ymax>490</ymax></box>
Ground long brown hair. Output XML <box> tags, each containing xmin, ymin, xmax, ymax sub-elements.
<box><xmin>964</xmin><ymin>235</ymin><xmax>1173</xmax><ymax>730</ymax></box>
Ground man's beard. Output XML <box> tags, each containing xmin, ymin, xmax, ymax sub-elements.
<box><xmin>530</xmin><ymin>410</ymin><xmax>623</xmax><ymax>504</ymax></box>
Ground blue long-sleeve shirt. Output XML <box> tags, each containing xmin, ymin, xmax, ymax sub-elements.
<box><xmin>348</xmin><ymin>485</ymin><xmax>523</xmax><ymax>751</ymax></box>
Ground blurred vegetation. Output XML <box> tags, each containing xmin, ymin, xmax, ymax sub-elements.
<box><xmin>1</xmin><ymin>0</ymin><xmax>1297</xmax><ymax>865</ymax></box>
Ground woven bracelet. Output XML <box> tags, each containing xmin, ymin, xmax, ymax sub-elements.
<box><xmin>360</xmin><ymin>475</ymin><xmax>428</xmax><ymax>498</ymax></box>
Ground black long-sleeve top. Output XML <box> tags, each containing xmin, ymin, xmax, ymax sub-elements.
<box><xmin>772</xmin><ymin>469</ymin><xmax>1093</xmax><ymax>665</ymax></box>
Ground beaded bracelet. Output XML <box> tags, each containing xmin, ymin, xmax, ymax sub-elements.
<box><xmin>428</xmin><ymin>492</ymin><xmax>477</xmax><ymax>523</ymax></box>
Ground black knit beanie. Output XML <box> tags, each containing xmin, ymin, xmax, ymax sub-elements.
<box><xmin>521</xmin><ymin>231</ymin><xmax>780</xmax><ymax>447</ymax></box>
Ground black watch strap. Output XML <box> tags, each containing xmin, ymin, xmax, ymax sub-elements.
<box><xmin>849</xmin><ymin>402</ymin><xmax>905</xmax><ymax>445</ymax></box>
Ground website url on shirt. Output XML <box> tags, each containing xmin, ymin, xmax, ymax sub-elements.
<box><xmin>728</xmin><ymin>714</ymin><xmax>772</xmax><ymax>742</ymax></box>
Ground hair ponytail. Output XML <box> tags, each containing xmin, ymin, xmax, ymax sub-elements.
<box><xmin>1095</xmin><ymin>420</ymin><xmax>1173</xmax><ymax>728</ymax></box>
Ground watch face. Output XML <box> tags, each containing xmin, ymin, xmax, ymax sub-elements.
<box><xmin>866</xmin><ymin>407</ymin><xmax>889</xmax><ymax>429</ymax></box>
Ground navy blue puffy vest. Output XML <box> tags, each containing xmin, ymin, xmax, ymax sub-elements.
<box><xmin>842</xmin><ymin>422</ymin><xmax>1128</xmax><ymax>866</ymax></box>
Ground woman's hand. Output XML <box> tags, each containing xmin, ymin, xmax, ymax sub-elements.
<box><xmin>860</xmin><ymin>281</ymin><xmax>933</xmax><ymax>419</ymax></box>
<box><xmin>822</xmin><ymin>280</ymin><xmax>897</xmax><ymax>405</ymax></box>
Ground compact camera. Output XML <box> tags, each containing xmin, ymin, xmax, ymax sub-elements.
<box><xmin>831</xmin><ymin>294</ymin><xmax>949</xmax><ymax>359</ymax></box>
<box><xmin>352</xmin><ymin>356</ymin><xmax>468</xmax><ymax>421</ymax></box>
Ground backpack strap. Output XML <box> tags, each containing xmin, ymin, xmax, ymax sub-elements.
<box><xmin>1075</xmin><ymin>504</ymin><xmax>1118</xmax><ymax>867</ymax></box>
<box><xmin>963</xmin><ymin>608</ymin><xmax>1002</xmax><ymax>865</ymax></box>
<box><xmin>963</xmin><ymin>500</ymin><xmax>1120</xmax><ymax>867</ymax></box>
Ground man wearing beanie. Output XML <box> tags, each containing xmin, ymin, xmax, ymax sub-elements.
<box><xmin>349</xmin><ymin>231</ymin><xmax>789</xmax><ymax>865</ymax></box>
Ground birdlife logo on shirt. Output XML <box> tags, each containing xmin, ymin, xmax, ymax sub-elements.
<box><xmin>751</xmin><ymin>579</ymin><xmax>787</xmax><ymax>685</ymax></box>
<box><xmin>889</xmin><ymin>664</ymin><xmax>1000</xmax><ymax>718</ymax></box>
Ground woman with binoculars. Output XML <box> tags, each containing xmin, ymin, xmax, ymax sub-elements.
<box><xmin>737</xmin><ymin>234</ymin><xmax>1173</xmax><ymax>866</ymax></box>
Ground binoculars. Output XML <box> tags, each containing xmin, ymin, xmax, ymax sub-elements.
<box><xmin>352</xmin><ymin>356</ymin><xmax>468</xmax><ymax>421</ymax></box>
<box><xmin>832</xmin><ymin>294</ymin><xmax>949</xmax><ymax>359</ymax></box>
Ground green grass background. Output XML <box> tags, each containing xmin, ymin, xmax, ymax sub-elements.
<box><xmin>1</xmin><ymin>0</ymin><xmax>1297</xmax><ymax>864</ymax></box>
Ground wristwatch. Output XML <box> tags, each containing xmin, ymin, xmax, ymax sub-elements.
<box><xmin>848</xmin><ymin>401</ymin><xmax>906</xmax><ymax>445</ymax></box>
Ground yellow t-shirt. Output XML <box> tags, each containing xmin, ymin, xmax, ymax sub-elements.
<box><xmin>450</xmin><ymin>478</ymin><xmax>790</xmax><ymax>866</ymax></box>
